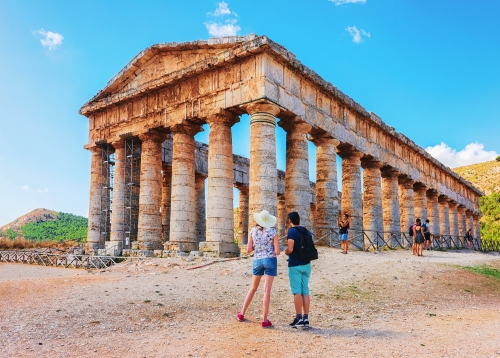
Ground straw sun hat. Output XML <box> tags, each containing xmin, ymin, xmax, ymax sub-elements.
<box><xmin>253</xmin><ymin>210</ymin><xmax>277</xmax><ymax>228</ymax></box>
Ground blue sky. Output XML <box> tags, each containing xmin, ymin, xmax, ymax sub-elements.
<box><xmin>1</xmin><ymin>0</ymin><xmax>499</xmax><ymax>226</ymax></box>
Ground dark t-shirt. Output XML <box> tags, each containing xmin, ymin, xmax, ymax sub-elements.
<box><xmin>287</xmin><ymin>226</ymin><xmax>312</xmax><ymax>267</ymax></box>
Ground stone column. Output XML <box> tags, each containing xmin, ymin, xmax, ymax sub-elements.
<box><xmin>109</xmin><ymin>141</ymin><xmax>126</xmax><ymax>253</ymax></box>
<box><xmin>195</xmin><ymin>174</ymin><xmax>207</xmax><ymax>244</ymax></box>
<box><xmin>236</xmin><ymin>184</ymin><xmax>249</xmax><ymax>248</ymax></box>
<box><xmin>277</xmin><ymin>194</ymin><xmax>286</xmax><ymax>240</ymax></box>
<box><xmin>457</xmin><ymin>205</ymin><xmax>467</xmax><ymax>246</ymax></box>
<box><xmin>246</xmin><ymin>102</ymin><xmax>280</xmax><ymax>227</ymax></box>
<box><xmin>466</xmin><ymin>210</ymin><xmax>474</xmax><ymax>236</ymax></box>
<box><xmin>473</xmin><ymin>214</ymin><xmax>481</xmax><ymax>242</ymax></box>
<box><xmin>381</xmin><ymin>168</ymin><xmax>401</xmax><ymax>247</ymax></box>
<box><xmin>338</xmin><ymin>148</ymin><xmax>364</xmax><ymax>248</ymax></box>
<box><xmin>448</xmin><ymin>201</ymin><xmax>459</xmax><ymax>247</ymax></box>
<box><xmin>361</xmin><ymin>158</ymin><xmax>384</xmax><ymax>248</ymax></box>
<box><xmin>167</xmin><ymin>124</ymin><xmax>202</xmax><ymax>252</ymax></box>
<box><xmin>398</xmin><ymin>176</ymin><xmax>415</xmax><ymax>245</ymax></box>
<box><xmin>161</xmin><ymin>165</ymin><xmax>172</xmax><ymax>243</ymax></box>
<box><xmin>438</xmin><ymin>196</ymin><xmax>451</xmax><ymax>245</ymax></box>
<box><xmin>310</xmin><ymin>135</ymin><xmax>340</xmax><ymax>243</ymax></box>
<box><xmin>200</xmin><ymin>111</ymin><xmax>239</xmax><ymax>257</ymax></box>
<box><xmin>427</xmin><ymin>190</ymin><xmax>440</xmax><ymax>236</ymax></box>
<box><xmin>86</xmin><ymin>146</ymin><xmax>103</xmax><ymax>253</ymax></box>
<box><xmin>310</xmin><ymin>203</ymin><xmax>316</xmax><ymax>237</ymax></box>
<box><xmin>413</xmin><ymin>183</ymin><xmax>428</xmax><ymax>221</ymax></box>
<box><xmin>279</xmin><ymin>118</ymin><xmax>312</xmax><ymax>229</ymax></box>
<box><xmin>137</xmin><ymin>132</ymin><xmax>165</xmax><ymax>251</ymax></box>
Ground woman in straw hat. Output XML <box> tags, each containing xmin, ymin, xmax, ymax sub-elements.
<box><xmin>236</xmin><ymin>210</ymin><xmax>280</xmax><ymax>328</ymax></box>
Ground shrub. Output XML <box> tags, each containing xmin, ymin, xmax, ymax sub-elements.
<box><xmin>496</xmin><ymin>155</ymin><xmax>500</xmax><ymax>161</ymax></box>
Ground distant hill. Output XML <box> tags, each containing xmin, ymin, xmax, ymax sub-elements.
<box><xmin>0</xmin><ymin>209</ymin><xmax>87</xmax><ymax>242</ymax></box>
<box><xmin>453</xmin><ymin>160</ymin><xmax>500</xmax><ymax>241</ymax></box>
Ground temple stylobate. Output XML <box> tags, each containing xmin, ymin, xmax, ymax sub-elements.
<box><xmin>80</xmin><ymin>34</ymin><xmax>482</xmax><ymax>257</ymax></box>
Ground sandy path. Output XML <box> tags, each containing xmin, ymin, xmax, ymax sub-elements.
<box><xmin>1</xmin><ymin>249</ymin><xmax>499</xmax><ymax>357</ymax></box>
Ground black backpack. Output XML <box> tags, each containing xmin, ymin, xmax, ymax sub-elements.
<box><xmin>409</xmin><ymin>225</ymin><xmax>414</xmax><ymax>237</ymax></box>
<box><xmin>293</xmin><ymin>227</ymin><xmax>318</xmax><ymax>262</ymax></box>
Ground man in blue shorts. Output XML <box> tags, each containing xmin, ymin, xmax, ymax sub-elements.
<box><xmin>284</xmin><ymin>211</ymin><xmax>312</xmax><ymax>328</ymax></box>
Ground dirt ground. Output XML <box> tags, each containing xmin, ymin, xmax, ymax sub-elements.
<box><xmin>1</xmin><ymin>248</ymin><xmax>500</xmax><ymax>358</ymax></box>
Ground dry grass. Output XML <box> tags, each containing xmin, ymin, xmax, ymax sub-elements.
<box><xmin>0</xmin><ymin>238</ymin><xmax>80</xmax><ymax>250</ymax></box>
<box><xmin>453</xmin><ymin>160</ymin><xmax>500</xmax><ymax>195</ymax></box>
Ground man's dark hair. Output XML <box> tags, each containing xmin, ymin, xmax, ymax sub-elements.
<box><xmin>288</xmin><ymin>212</ymin><xmax>300</xmax><ymax>225</ymax></box>
<box><xmin>425</xmin><ymin>219</ymin><xmax>429</xmax><ymax>223</ymax></box>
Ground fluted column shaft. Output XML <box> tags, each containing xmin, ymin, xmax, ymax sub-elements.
<box><xmin>382</xmin><ymin>170</ymin><xmax>401</xmax><ymax>244</ymax></box>
<box><xmin>203</xmin><ymin>112</ymin><xmax>239</xmax><ymax>257</ymax></box>
<box><xmin>338</xmin><ymin>150</ymin><xmax>363</xmax><ymax>247</ymax></box>
<box><xmin>310</xmin><ymin>203</ymin><xmax>316</xmax><ymax>237</ymax></box>
<box><xmin>457</xmin><ymin>206</ymin><xmax>467</xmax><ymax>237</ymax></box>
<box><xmin>311</xmin><ymin>136</ymin><xmax>340</xmax><ymax>242</ymax></box>
<box><xmin>110</xmin><ymin>142</ymin><xmax>126</xmax><ymax>246</ymax></box>
<box><xmin>277</xmin><ymin>194</ymin><xmax>286</xmax><ymax>240</ymax></box>
<box><xmin>247</xmin><ymin>102</ymin><xmax>280</xmax><ymax>227</ymax></box>
<box><xmin>414</xmin><ymin>185</ymin><xmax>428</xmax><ymax>221</ymax></box>
<box><xmin>161</xmin><ymin>166</ymin><xmax>172</xmax><ymax>242</ymax></box>
<box><xmin>398</xmin><ymin>177</ymin><xmax>415</xmax><ymax>239</ymax></box>
<box><xmin>281</xmin><ymin>119</ymin><xmax>311</xmax><ymax>229</ymax></box>
<box><xmin>237</xmin><ymin>185</ymin><xmax>249</xmax><ymax>247</ymax></box>
<box><xmin>449</xmin><ymin>202</ymin><xmax>459</xmax><ymax>246</ymax></box>
<box><xmin>466</xmin><ymin>211</ymin><xmax>474</xmax><ymax>235</ymax></box>
<box><xmin>168</xmin><ymin>124</ymin><xmax>202</xmax><ymax>252</ymax></box>
<box><xmin>473</xmin><ymin>215</ymin><xmax>480</xmax><ymax>241</ymax></box>
<box><xmin>195</xmin><ymin>174</ymin><xmax>207</xmax><ymax>243</ymax></box>
<box><xmin>438</xmin><ymin>196</ymin><xmax>451</xmax><ymax>237</ymax></box>
<box><xmin>362</xmin><ymin>159</ymin><xmax>384</xmax><ymax>247</ymax></box>
<box><xmin>427</xmin><ymin>191</ymin><xmax>440</xmax><ymax>236</ymax></box>
<box><xmin>137</xmin><ymin>132</ymin><xmax>165</xmax><ymax>251</ymax></box>
<box><xmin>87</xmin><ymin>146</ymin><xmax>103</xmax><ymax>252</ymax></box>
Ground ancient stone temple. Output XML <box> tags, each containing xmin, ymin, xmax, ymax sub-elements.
<box><xmin>80</xmin><ymin>35</ymin><xmax>482</xmax><ymax>257</ymax></box>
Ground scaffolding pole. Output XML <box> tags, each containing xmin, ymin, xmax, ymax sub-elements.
<box><xmin>123</xmin><ymin>137</ymin><xmax>141</xmax><ymax>249</ymax></box>
<box><xmin>99</xmin><ymin>143</ymin><xmax>115</xmax><ymax>247</ymax></box>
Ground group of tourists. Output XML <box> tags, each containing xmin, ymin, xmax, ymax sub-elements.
<box><xmin>236</xmin><ymin>210</ymin><xmax>314</xmax><ymax>329</ymax></box>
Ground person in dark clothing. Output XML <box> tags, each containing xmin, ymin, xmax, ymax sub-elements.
<box><xmin>285</xmin><ymin>212</ymin><xmax>313</xmax><ymax>328</ymax></box>
<box><xmin>413</xmin><ymin>218</ymin><xmax>425</xmax><ymax>256</ymax></box>
<box><xmin>337</xmin><ymin>213</ymin><xmax>350</xmax><ymax>254</ymax></box>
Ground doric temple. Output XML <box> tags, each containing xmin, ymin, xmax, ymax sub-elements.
<box><xmin>79</xmin><ymin>34</ymin><xmax>482</xmax><ymax>257</ymax></box>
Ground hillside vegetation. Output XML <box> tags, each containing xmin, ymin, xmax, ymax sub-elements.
<box><xmin>453</xmin><ymin>159</ymin><xmax>500</xmax><ymax>241</ymax></box>
<box><xmin>0</xmin><ymin>209</ymin><xmax>87</xmax><ymax>242</ymax></box>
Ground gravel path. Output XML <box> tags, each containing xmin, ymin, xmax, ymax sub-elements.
<box><xmin>1</xmin><ymin>248</ymin><xmax>499</xmax><ymax>357</ymax></box>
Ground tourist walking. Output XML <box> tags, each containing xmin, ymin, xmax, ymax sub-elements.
<box><xmin>423</xmin><ymin>219</ymin><xmax>431</xmax><ymax>250</ymax></box>
<box><xmin>410</xmin><ymin>219</ymin><xmax>418</xmax><ymax>255</ymax></box>
<box><xmin>237</xmin><ymin>210</ymin><xmax>280</xmax><ymax>328</ymax></box>
<box><xmin>337</xmin><ymin>213</ymin><xmax>350</xmax><ymax>254</ymax></box>
<box><xmin>465</xmin><ymin>228</ymin><xmax>473</xmax><ymax>249</ymax></box>
<box><xmin>285</xmin><ymin>212</ymin><xmax>313</xmax><ymax>328</ymax></box>
<box><xmin>413</xmin><ymin>218</ymin><xmax>425</xmax><ymax>256</ymax></box>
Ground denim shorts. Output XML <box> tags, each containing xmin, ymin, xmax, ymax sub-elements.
<box><xmin>340</xmin><ymin>233</ymin><xmax>349</xmax><ymax>241</ymax></box>
<box><xmin>288</xmin><ymin>263</ymin><xmax>311</xmax><ymax>295</ymax></box>
<box><xmin>252</xmin><ymin>257</ymin><xmax>278</xmax><ymax>276</ymax></box>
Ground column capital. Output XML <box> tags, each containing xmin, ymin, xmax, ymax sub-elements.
<box><xmin>398</xmin><ymin>175</ymin><xmax>415</xmax><ymax>188</ymax></box>
<box><xmin>426</xmin><ymin>189</ymin><xmax>440</xmax><ymax>200</ymax></box>
<box><xmin>381</xmin><ymin>166</ymin><xmax>400</xmax><ymax>179</ymax></box>
<box><xmin>361</xmin><ymin>156</ymin><xmax>383</xmax><ymax>169</ymax></box>
<box><xmin>438</xmin><ymin>195</ymin><xmax>451</xmax><ymax>204</ymax></box>
<box><xmin>88</xmin><ymin>146</ymin><xmax>102</xmax><ymax>155</ymax></box>
<box><xmin>278</xmin><ymin>117</ymin><xmax>312</xmax><ymax>134</ymax></box>
<box><xmin>309</xmin><ymin>130</ymin><xmax>340</xmax><ymax>147</ymax></box>
<box><xmin>246</xmin><ymin>101</ymin><xmax>280</xmax><ymax>117</ymax></box>
<box><xmin>170</xmin><ymin>123</ymin><xmax>203</xmax><ymax>137</ymax></box>
<box><xmin>457</xmin><ymin>205</ymin><xmax>467</xmax><ymax>213</ymax></box>
<box><xmin>465</xmin><ymin>209</ymin><xmax>474</xmax><ymax>217</ymax></box>
<box><xmin>110</xmin><ymin>140</ymin><xmax>125</xmax><ymax>150</ymax></box>
<box><xmin>138</xmin><ymin>131</ymin><xmax>166</xmax><ymax>143</ymax></box>
<box><xmin>448</xmin><ymin>200</ymin><xmax>459</xmax><ymax>208</ymax></box>
<box><xmin>206</xmin><ymin>110</ymin><xmax>240</xmax><ymax>127</ymax></box>
<box><xmin>472</xmin><ymin>214</ymin><xmax>480</xmax><ymax>220</ymax></box>
<box><xmin>337</xmin><ymin>146</ymin><xmax>363</xmax><ymax>160</ymax></box>
<box><xmin>234</xmin><ymin>183</ymin><xmax>249</xmax><ymax>193</ymax></box>
<box><xmin>413</xmin><ymin>182</ymin><xmax>427</xmax><ymax>192</ymax></box>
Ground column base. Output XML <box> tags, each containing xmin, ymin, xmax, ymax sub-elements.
<box><xmin>137</xmin><ymin>241</ymin><xmax>164</xmax><ymax>251</ymax></box>
<box><xmin>164</xmin><ymin>241</ymin><xmax>198</xmax><ymax>252</ymax></box>
<box><xmin>85</xmin><ymin>242</ymin><xmax>101</xmax><ymax>255</ymax></box>
<box><xmin>106</xmin><ymin>241</ymin><xmax>123</xmax><ymax>256</ymax></box>
<box><xmin>199</xmin><ymin>242</ymin><xmax>240</xmax><ymax>258</ymax></box>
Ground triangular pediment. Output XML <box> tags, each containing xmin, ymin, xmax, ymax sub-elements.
<box><xmin>87</xmin><ymin>35</ymin><xmax>258</xmax><ymax>104</ymax></box>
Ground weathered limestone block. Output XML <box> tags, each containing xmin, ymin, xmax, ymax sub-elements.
<box><xmin>247</xmin><ymin>101</ymin><xmax>280</xmax><ymax>227</ymax></box>
<box><xmin>86</xmin><ymin>146</ymin><xmax>102</xmax><ymax>252</ymax></box>
<box><xmin>195</xmin><ymin>174</ymin><xmax>207</xmax><ymax>243</ymax></box>
<box><xmin>137</xmin><ymin>132</ymin><xmax>165</xmax><ymax>250</ymax></box>
<box><xmin>201</xmin><ymin>111</ymin><xmax>239</xmax><ymax>256</ymax></box>
<box><xmin>277</xmin><ymin>194</ymin><xmax>286</xmax><ymax>240</ymax></box>
<box><xmin>413</xmin><ymin>183</ymin><xmax>428</xmax><ymax>221</ymax></box>
<box><xmin>381</xmin><ymin>168</ymin><xmax>401</xmax><ymax>245</ymax></box>
<box><xmin>438</xmin><ymin>196</ymin><xmax>451</xmax><ymax>240</ymax></box>
<box><xmin>110</xmin><ymin>141</ymin><xmax>126</xmax><ymax>252</ymax></box>
<box><xmin>398</xmin><ymin>176</ymin><xmax>415</xmax><ymax>241</ymax></box>
<box><xmin>448</xmin><ymin>201</ymin><xmax>459</xmax><ymax>246</ymax></box>
<box><xmin>311</xmin><ymin>135</ymin><xmax>340</xmax><ymax>243</ymax></box>
<box><xmin>280</xmin><ymin>118</ymin><xmax>312</xmax><ymax>229</ymax></box>
<box><xmin>338</xmin><ymin>148</ymin><xmax>363</xmax><ymax>248</ymax></box>
<box><xmin>426</xmin><ymin>190</ymin><xmax>440</xmax><ymax>236</ymax></box>
<box><xmin>161</xmin><ymin>165</ymin><xmax>172</xmax><ymax>242</ymax></box>
<box><xmin>236</xmin><ymin>184</ymin><xmax>249</xmax><ymax>248</ymax></box>
<box><xmin>362</xmin><ymin>158</ymin><xmax>384</xmax><ymax>247</ymax></box>
<box><xmin>167</xmin><ymin>124</ymin><xmax>202</xmax><ymax>252</ymax></box>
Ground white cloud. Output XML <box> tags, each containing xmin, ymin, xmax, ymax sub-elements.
<box><xmin>346</xmin><ymin>26</ymin><xmax>371</xmax><ymax>43</ymax></box>
<box><xmin>37</xmin><ymin>188</ymin><xmax>49</xmax><ymax>193</ymax></box>
<box><xmin>426</xmin><ymin>142</ymin><xmax>499</xmax><ymax>168</ymax></box>
<box><xmin>205</xmin><ymin>2</ymin><xmax>240</xmax><ymax>38</ymax></box>
<box><xmin>22</xmin><ymin>186</ymin><xmax>29</xmax><ymax>191</ymax></box>
<box><xmin>36</xmin><ymin>29</ymin><xmax>64</xmax><ymax>50</ymax></box>
<box><xmin>330</xmin><ymin>0</ymin><xmax>366</xmax><ymax>5</ymax></box>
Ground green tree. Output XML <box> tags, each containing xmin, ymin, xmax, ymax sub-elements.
<box><xmin>6</xmin><ymin>229</ymin><xmax>17</xmax><ymax>240</ymax></box>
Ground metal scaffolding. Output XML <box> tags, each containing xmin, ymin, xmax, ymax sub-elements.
<box><xmin>123</xmin><ymin>136</ymin><xmax>141</xmax><ymax>248</ymax></box>
<box><xmin>99</xmin><ymin>143</ymin><xmax>115</xmax><ymax>247</ymax></box>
